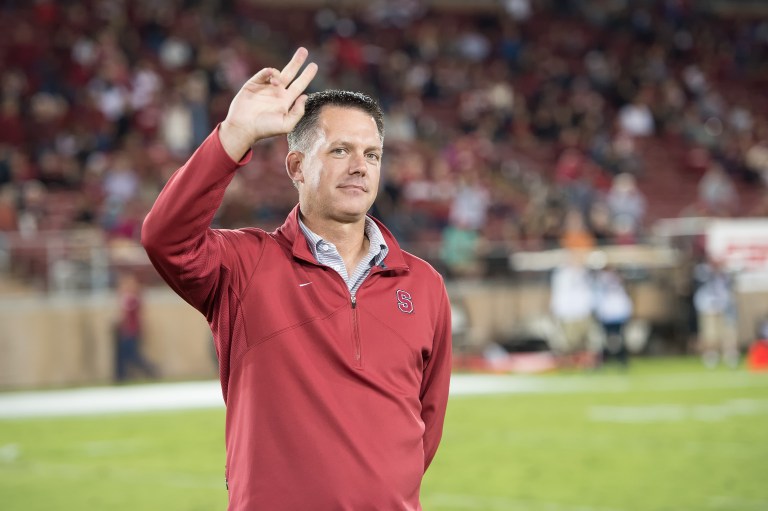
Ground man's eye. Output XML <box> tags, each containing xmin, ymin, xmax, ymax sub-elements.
<box><xmin>366</xmin><ymin>153</ymin><xmax>381</xmax><ymax>161</ymax></box>
<box><xmin>332</xmin><ymin>148</ymin><xmax>347</xmax><ymax>155</ymax></box>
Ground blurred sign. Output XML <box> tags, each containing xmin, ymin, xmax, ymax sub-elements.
<box><xmin>707</xmin><ymin>220</ymin><xmax>768</xmax><ymax>272</ymax></box>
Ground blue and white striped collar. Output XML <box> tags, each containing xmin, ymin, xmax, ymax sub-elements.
<box><xmin>298</xmin><ymin>215</ymin><xmax>389</xmax><ymax>268</ymax></box>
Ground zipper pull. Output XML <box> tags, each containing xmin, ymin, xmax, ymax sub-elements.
<box><xmin>351</xmin><ymin>296</ymin><xmax>357</xmax><ymax>309</ymax></box>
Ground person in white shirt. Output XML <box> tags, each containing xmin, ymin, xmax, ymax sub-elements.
<box><xmin>550</xmin><ymin>251</ymin><xmax>596</xmax><ymax>367</ymax></box>
<box><xmin>593</xmin><ymin>265</ymin><xmax>633</xmax><ymax>368</ymax></box>
<box><xmin>693</xmin><ymin>259</ymin><xmax>739</xmax><ymax>368</ymax></box>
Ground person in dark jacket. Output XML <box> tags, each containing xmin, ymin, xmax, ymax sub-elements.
<box><xmin>114</xmin><ymin>271</ymin><xmax>156</xmax><ymax>382</ymax></box>
<box><xmin>142</xmin><ymin>47</ymin><xmax>452</xmax><ymax>510</ymax></box>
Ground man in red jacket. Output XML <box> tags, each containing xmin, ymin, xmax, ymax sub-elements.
<box><xmin>142</xmin><ymin>47</ymin><xmax>452</xmax><ymax>510</ymax></box>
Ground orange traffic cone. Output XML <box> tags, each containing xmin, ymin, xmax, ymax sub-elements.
<box><xmin>747</xmin><ymin>340</ymin><xmax>768</xmax><ymax>372</ymax></box>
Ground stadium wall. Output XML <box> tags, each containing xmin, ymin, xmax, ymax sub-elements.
<box><xmin>2</xmin><ymin>281</ymin><xmax>766</xmax><ymax>390</ymax></box>
<box><xmin>0</xmin><ymin>290</ymin><xmax>214</xmax><ymax>390</ymax></box>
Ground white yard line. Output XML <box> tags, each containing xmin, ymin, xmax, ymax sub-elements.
<box><xmin>589</xmin><ymin>399</ymin><xmax>768</xmax><ymax>423</ymax></box>
<box><xmin>0</xmin><ymin>375</ymin><xmax>602</xmax><ymax>419</ymax></box>
<box><xmin>707</xmin><ymin>496</ymin><xmax>768</xmax><ymax>510</ymax></box>
<box><xmin>0</xmin><ymin>381</ymin><xmax>223</xmax><ymax>419</ymax></box>
<box><xmin>2</xmin><ymin>458</ymin><xmax>224</xmax><ymax>490</ymax></box>
<box><xmin>0</xmin><ymin>373</ymin><xmax>766</xmax><ymax>419</ymax></box>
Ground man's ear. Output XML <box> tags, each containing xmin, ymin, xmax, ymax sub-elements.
<box><xmin>286</xmin><ymin>151</ymin><xmax>303</xmax><ymax>185</ymax></box>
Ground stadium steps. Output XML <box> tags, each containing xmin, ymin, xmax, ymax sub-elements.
<box><xmin>634</xmin><ymin>135</ymin><xmax>764</xmax><ymax>221</ymax></box>
<box><xmin>633</xmin><ymin>137</ymin><xmax>698</xmax><ymax>221</ymax></box>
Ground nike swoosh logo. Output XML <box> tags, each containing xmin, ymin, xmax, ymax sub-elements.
<box><xmin>299</xmin><ymin>282</ymin><xmax>312</xmax><ymax>287</ymax></box>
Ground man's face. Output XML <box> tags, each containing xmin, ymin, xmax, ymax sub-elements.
<box><xmin>296</xmin><ymin>106</ymin><xmax>382</xmax><ymax>224</ymax></box>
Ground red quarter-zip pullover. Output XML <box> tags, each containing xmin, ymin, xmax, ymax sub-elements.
<box><xmin>142</xmin><ymin>127</ymin><xmax>452</xmax><ymax>510</ymax></box>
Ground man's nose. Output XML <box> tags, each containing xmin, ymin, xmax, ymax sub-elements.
<box><xmin>349</xmin><ymin>152</ymin><xmax>367</xmax><ymax>175</ymax></box>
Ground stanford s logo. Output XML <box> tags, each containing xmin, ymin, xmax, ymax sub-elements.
<box><xmin>396</xmin><ymin>289</ymin><xmax>414</xmax><ymax>314</ymax></box>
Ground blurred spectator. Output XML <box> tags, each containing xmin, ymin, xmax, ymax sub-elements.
<box><xmin>593</xmin><ymin>264</ymin><xmax>633</xmax><ymax>368</ymax></box>
<box><xmin>130</xmin><ymin>60</ymin><xmax>163</xmax><ymax>113</ymax></box>
<box><xmin>0</xmin><ymin>97</ymin><xmax>26</xmax><ymax>147</ymax></box>
<box><xmin>440</xmin><ymin>170</ymin><xmax>490</xmax><ymax>277</ymax></box>
<box><xmin>606</xmin><ymin>173</ymin><xmax>646</xmax><ymax>241</ymax></box>
<box><xmin>158</xmin><ymin>33</ymin><xmax>193</xmax><ymax>71</ymax></box>
<box><xmin>448</xmin><ymin>170</ymin><xmax>489</xmax><ymax>232</ymax></box>
<box><xmin>586</xmin><ymin>200</ymin><xmax>615</xmax><ymax>245</ymax></box>
<box><xmin>439</xmin><ymin>221</ymin><xmax>486</xmax><ymax>278</ymax></box>
<box><xmin>745</xmin><ymin>140</ymin><xmax>768</xmax><ymax>185</ymax></box>
<box><xmin>618</xmin><ymin>94</ymin><xmax>655</xmax><ymax>137</ymax></box>
<box><xmin>698</xmin><ymin>162</ymin><xmax>738</xmax><ymax>216</ymax></box>
<box><xmin>559</xmin><ymin>208</ymin><xmax>596</xmax><ymax>251</ymax></box>
<box><xmin>609</xmin><ymin>128</ymin><xmax>645</xmax><ymax>176</ymax></box>
<box><xmin>503</xmin><ymin>0</ymin><xmax>532</xmax><ymax>22</ymax></box>
<box><xmin>17</xmin><ymin>181</ymin><xmax>47</xmax><ymax>236</ymax></box>
<box><xmin>114</xmin><ymin>271</ymin><xmax>157</xmax><ymax>382</ymax></box>
<box><xmin>0</xmin><ymin>185</ymin><xmax>18</xmax><ymax>231</ymax></box>
<box><xmin>693</xmin><ymin>259</ymin><xmax>739</xmax><ymax>368</ymax></box>
<box><xmin>160</xmin><ymin>89</ymin><xmax>195</xmax><ymax>158</ymax></box>
<box><xmin>455</xmin><ymin>26</ymin><xmax>491</xmax><ymax>63</ymax></box>
<box><xmin>383</xmin><ymin>101</ymin><xmax>418</xmax><ymax>143</ymax></box>
<box><xmin>549</xmin><ymin>250</ymin><xmax>597</xmax><ymax>367</ymax></box>
<box><xmin>102</xmin><ymin>151</ymin><xmax>139</xmax><ymax>206</ymax></box>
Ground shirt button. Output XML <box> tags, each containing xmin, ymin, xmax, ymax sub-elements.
<box><xmin>322</xmin><ymin>245</ymin><xmax>331</xmax><ymax>252</ymax></box>
<box><xmin>332</xmin><ymin>265</ymin><xmax>341</xmax><ymax>272</ymax></box>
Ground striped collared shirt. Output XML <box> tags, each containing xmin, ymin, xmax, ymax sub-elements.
<box><xmin>298</xmin><ymin>215</ymin><xmax>389</xmax><ymax>297</ymax></box>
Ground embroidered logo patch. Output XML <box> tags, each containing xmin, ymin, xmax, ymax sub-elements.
<box><xmin>396</xmin><ymin>289</ymin><xmax>414</xmax><ymax>314</ymax></box>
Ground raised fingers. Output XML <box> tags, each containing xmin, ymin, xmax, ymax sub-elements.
<box><xmin>286</xmin><ymin>61</ymin><xmax>318</xmax><ymax>99</ymax></box>
<box><xmin>279</xmin><ymin>47</ymin><xmax>310</xmax><ymax>85</ymax></box>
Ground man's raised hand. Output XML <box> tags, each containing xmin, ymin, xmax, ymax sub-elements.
<box><xmin>219</xmin><ymin>47</ymin><xmax>318</xmax><ymax>161</ymax></box>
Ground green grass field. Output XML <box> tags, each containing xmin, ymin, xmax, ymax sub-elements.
<box><xmin>1</xmin><ymin>357</ymin><xmax>767</xmax><ymax>511</ymax></box>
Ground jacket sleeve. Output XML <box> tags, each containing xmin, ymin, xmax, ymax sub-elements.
<box><xmin>420</xmin><ymin>279</ymin><xmax>452</xmax><ymax>471</ymax></box>
<box><xmin>141</xmin><ymin>125</ymin><xmax>253</xmax><ymax>319</ymax></box>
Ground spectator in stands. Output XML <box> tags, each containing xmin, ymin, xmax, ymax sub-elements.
<box><xmin>586</xmin><ymin>200</ymin><xmax>615</xmax><ymax>245</ymax></box>
<box><xmin>447</xmin><ymin>169</ymin><xmax>490</xmax><ymax>233</ymax></box>
<box><xmin>618</xmin><ymin>93</ymin><xmax>655</xmax><ymax>138</ymax></box>
<box><xmin>16</xmin><ymin>180</ymin><xmax>46</xmax><ymax>236</ymax></box>
<box><xmin>698</xmin><ymin>162</ymin><xmax>738</xmax><ymax>216</ymax></box>
<box><xmin>383</xmin><ymin>101</ymin><xmax>418</xmax><ymax>144</ymax></box>
<box><xmin>439</xmin><ymin>219</ymin><xmax>486</xmax><ymax>278</ymax></box>
<box><xmin>160</xmin><ymin>89</ymin><xmax>196</xmax><ymax>158</ymax></box>
<box><xmin>0</xmin><ymin>185</ymin><xmax>18</xmax><ymax>231</ymax></box>
<box><xmin>745</xmin><ymin>139</ymin><xmax>768</xmax><ymax>185</ymax></box>
<box><xmin>559</xmin><ymin>208</ymin><xmax>596</xmax><ymax>251</ymax></box>
<box><xmin>609</xmin><ymin>128</ymin><xmax>646</xmax><ymax>176</ymax></box>
<box><xmin>439</xmin><ymin>167</ymin><xmax>490</xmax><ymax>276</ymax></box>
<box><xmin>0</xmin><ymin>96</ymin><xmax>26</xmax><ymax>147</ymax></box>
<box><xmin>606</xmin><ymin>173</ymin><xmax>646</xmax><ymax>242</ymax></box>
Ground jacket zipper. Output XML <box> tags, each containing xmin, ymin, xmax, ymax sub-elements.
<box><xmin>351</xmin><ymin>295</ymin><xmax>362</xmax><ymax>366</ymax></box>
<box><xmin>348</xmin><ymin>266</ymin><xmax>385</xmax><ymax>367</ymax></box>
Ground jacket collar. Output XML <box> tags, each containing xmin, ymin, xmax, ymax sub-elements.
<box><xmin>276</xmin><ymin>205</ymin><xmax>408</xmax><ymax>271</ymax></box>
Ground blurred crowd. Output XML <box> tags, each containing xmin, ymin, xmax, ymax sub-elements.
<box><xmin>1</xmin><ymin>0</ymin><xmax>768</xmax><ymax>280</ymax></box>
